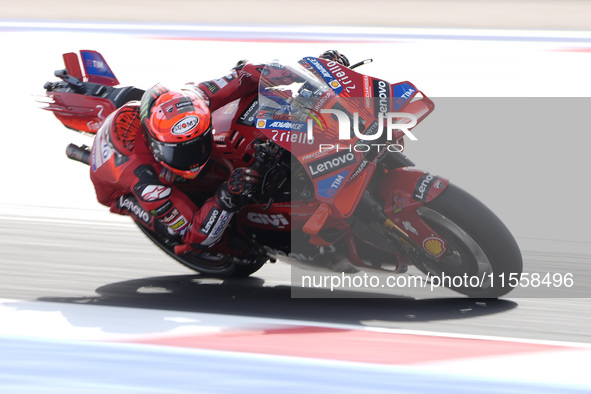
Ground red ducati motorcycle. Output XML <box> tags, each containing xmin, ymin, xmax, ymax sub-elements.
<box><xmin>40</xmin><ymin>50</ymin><xmax>522</xmax><ymax>297</ymax></box>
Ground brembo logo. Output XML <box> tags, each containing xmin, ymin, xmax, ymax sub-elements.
<box><xmin>308</xmin><ymin>151</ymin><xmax>356</xmax><ymax>178</ymax></box>
<box><xmin>171</xmin><ymin>116</ymin><xmax>199</xmax><ymax>135</ymax></box>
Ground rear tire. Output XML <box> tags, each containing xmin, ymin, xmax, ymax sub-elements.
<box><xmin>415</xmin><ymin>184</ymin><xmax>522</xmax><ymax>298</ymax></box>
<box><xmin>135</xmin><ymin>222</ymin><xmax>266</xmax><ymax>278</ymax></box>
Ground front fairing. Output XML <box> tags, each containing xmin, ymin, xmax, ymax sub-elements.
<box><xmin>257</xmin><ymin>57</ymin><xmax>434</xmax><ymax>210</ymax></box>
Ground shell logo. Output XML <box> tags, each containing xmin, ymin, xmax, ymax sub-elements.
<box><xmin>257</xmin><ymin>119</ymin><xmax>266</xmax><ymax>128</ymax></box>
<box><xmin>330</xmin><ymin>80</ymin><xmax>341</xmax><ymax>89</ymax></box>
<box><xmin>423</xmin><ymin>236</ymin><xmax>446</xmax><ymax>257</ymax></box>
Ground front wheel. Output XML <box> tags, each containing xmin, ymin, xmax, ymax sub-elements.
<box><xmin>414</xmin><ymin>184</ymin><xmax>523</xmax><ymax>298</ymax></box>
<box><xmin>135</xmin><ymin>222</ymin><xmax>266</xmax><ymax>278</ymax></box>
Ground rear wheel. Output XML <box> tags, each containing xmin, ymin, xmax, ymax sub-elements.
<box><xmin>135</xmin><ymin>222</ymin><xmax>266</xmax><ymax>278</ymax></box>
<box><xmin>414</xmin><ymin>184</ymin><xmax>522</xmax><ymax>298</ymax></box>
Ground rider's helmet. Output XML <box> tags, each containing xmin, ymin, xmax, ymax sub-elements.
<box><xmin>140</xmin><ymin>84</ymin><xmax>212</xmax><ymax>179</ymax></box>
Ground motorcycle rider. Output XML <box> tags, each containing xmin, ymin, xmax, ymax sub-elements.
<box><xmin>89</xmin><ymin>50</ymin><xmax>349</xmax><ymax>259</ymax></box>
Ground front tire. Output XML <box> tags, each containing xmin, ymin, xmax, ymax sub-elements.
<box><xmin>415</xmin><ymin>184</ymin><xmax>523</xmax><ymax>298</ymax></box>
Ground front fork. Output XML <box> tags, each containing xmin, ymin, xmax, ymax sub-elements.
<box><xmin>351</xmin><ymin>191</ymin><xmax>438</xmax><ymax>272</ymax></box>
<box><xmin>350</xmin><ymin>153</ymin><xmax>452</xmax><ymax>271</ymax></box>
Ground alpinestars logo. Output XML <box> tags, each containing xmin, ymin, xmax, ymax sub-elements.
<box><xmin>141</xmin><ymin>185</ymin><xmax>172</xmax><ymax>201</ymax></box>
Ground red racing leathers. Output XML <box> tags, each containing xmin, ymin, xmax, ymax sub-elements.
<box><xmin>89</xmin><ymin>63</ymin><xmax>265</xmax><ymax>254</ymax></box>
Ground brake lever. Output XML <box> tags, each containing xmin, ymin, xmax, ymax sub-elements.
<box><xmin>251</xmin><ymin>196</ymin><xmax>275</xmax><ymax>211</ymax></box>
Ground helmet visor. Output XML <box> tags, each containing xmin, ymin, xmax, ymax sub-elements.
<box><xmin>151</xmin><ymin>126</ymin><xmax>213</xmax><ymax>171</ymax></box>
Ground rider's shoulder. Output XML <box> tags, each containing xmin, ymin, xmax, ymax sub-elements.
<box><xmin>107</xmin><ymin>102</ymin><xmax>142</xmax><ymax>155</ymax></box>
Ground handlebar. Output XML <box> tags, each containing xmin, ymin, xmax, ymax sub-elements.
<box><xmin>247</xmin><ymin>140</ymin><xmax>281</xmax><ymax>209</ymax></box>
<box><xmin>250</xmin><ymin>140</ymin><xmax>277</xmax><ymax>171</ymax></box>
<box><xmin>250</xmin><ymin>146</ymin><xmax>267</xmax><ymax>173</ymax></box>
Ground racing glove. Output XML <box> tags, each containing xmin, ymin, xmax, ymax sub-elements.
<box><xmin>319</xmin><ymin>50</ymin><xmax>350</xmax><ymax>67</ymax></box>
<box><xmin>216</xmin><ymin>168</ymin><xmax>261</xmax><ymax>212</ymax></box>
<box><xmin>233</xmin><ymin>59</ymin><xmax>249</xmax><ymax>71</ymax></box>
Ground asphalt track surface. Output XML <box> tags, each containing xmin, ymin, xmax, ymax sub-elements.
<box><xmin>0</xmin><ymin>212</ymin><xmax>589</xmax><ymax>343</ymax></box>
<box><xmin>1</xmin><ymin>9</ymin><xmax>591</xmax><ymax>392</ymax></box>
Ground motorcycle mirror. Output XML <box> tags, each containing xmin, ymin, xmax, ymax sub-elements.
<box><xmin>349</xmin><ymin>59</ymin><xmax>373</xmax><ymax>69</ymax></box>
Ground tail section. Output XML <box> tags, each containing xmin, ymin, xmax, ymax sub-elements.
<box><xmin>39</xmin><ymin>49</ymin><xmax>144</xmax><ymax>134</ymax></box>
<box><xmin>79</xmin><ymin>50</ymin><xmax>119</xmax><ymax>86</ymax></box>
<box><xmin>62</xmin><ymin>52</ymin><xmax>84</xmax><ymax>80</ymax></box>
<box><xmin>60</xmin><ymin>50</ymin><xmax>120</xmax><ymax>86</ymax></box>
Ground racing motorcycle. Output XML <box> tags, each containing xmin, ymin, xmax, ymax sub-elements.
<box><xmin>39</xmin><ymin>50</ymin><xmax>522</xmax><ymax>298</ymax></box>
